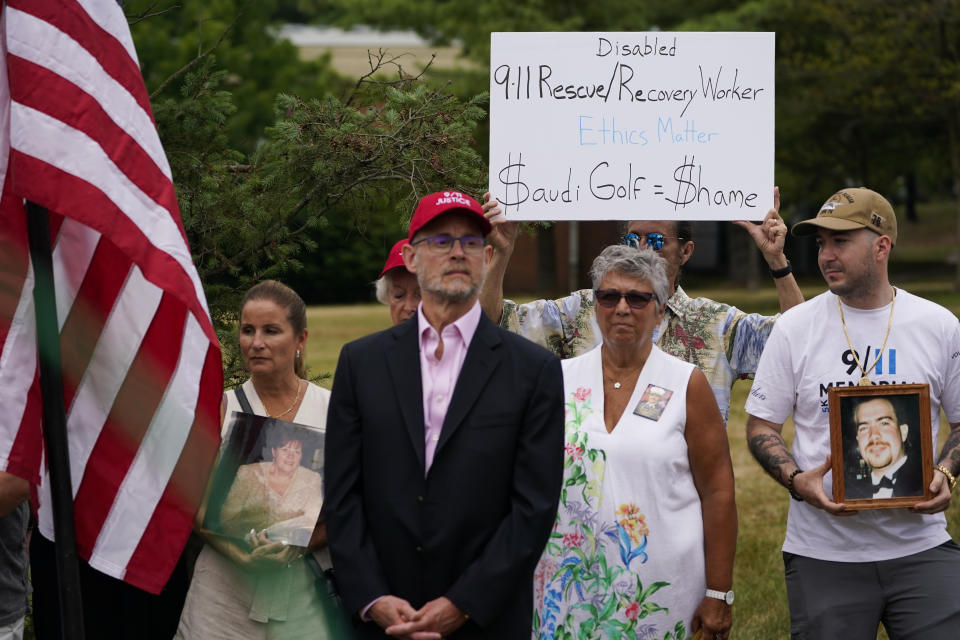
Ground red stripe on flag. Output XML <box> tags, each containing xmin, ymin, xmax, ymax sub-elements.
<box><xmin>58</xmin><ymin>236</ymin><xmax>131</xmax><ymax>410</ymax></box>
<box><xmin>123</xmin><ymin>345</ymin><xmax>222</xmax><ymax>594</ymax></box>
<box><xmin>47</xmin><ymin>211</ymin><xmax>65</xmax><ymax>245</ymax></box>
<box><xmin>8</xmin><ymin>57</ymin><xmax>182</xmax><ymax>230</ymax></box>
<box><xmin>0</xmin><ymin>188</ymin><xmax>30</xmax><ymax>350</ymax></box>
<box><xmin>9</xmin><ymin>152</ymin><xmax>217</xmax><ymax>345</ymax></box>
<box><xmin>0</xmin><ymin>185</ymin><xmax>50</xmax><ymax>485</ymax></box>
<box><xmin>72</xmin><ymin>293</ymin><xmax>187</xmax><ymax>559</ymax></box>
<box><xmin>5</xmin><ymin>367</ymin><xmax>43</xmax><ymax>485</ymax></box>
<box><xmin>8</xmin><ymin>0</ymin><xmax>156</xmax><ymax>120</ymax></box>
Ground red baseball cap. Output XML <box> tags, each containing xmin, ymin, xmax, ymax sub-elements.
<box><xmin>407</xmin><ymin>190</ymin><xmax>491</xmax><ymax>242</ymax></box>
<box><xmin>379</xmin><ymin>239</ymin><xmax>409</xmax><ymax>278</ymax></box>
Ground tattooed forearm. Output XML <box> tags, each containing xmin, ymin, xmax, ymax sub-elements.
<box><xmin>747</xmin><ymin>432</ymin><xmax>797</xmax><ymax>486</ymax></box>
<box><xmin>937</xmin><ymin>427</ymin><xmax>960</xmax><ymax>476</ymax></box>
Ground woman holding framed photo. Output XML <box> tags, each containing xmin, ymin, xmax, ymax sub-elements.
<box><xmin>176</xmin><ymin>280</ymin><xmax>336</xmax><ymax>639</ymax></box>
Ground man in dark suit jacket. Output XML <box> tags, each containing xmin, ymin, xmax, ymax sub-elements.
<box><xmin>845</xmin><ymin>396</ymin><xmax>924</xmax><ymax>499</ymax></box>
<box><xmin>325</xmin><ymin>190</ymin><xmax>564</xmax><ymax>639</ymax></box>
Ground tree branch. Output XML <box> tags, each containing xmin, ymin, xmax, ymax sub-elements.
<box><xmin>149</xmin><ymin>7</ymin><xmax>245</xmax><ymax>100</ymax></box>
<box><xmin>126</xmin><ymin>1</ymin><xmax>180</xmax><ymax>26</ymax></box>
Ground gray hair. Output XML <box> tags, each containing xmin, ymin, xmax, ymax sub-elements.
<box><xmin>589</xmin><ymin>245</ymin><xmax>670</xmax><ymax>311</ymax></box>
<box><xmin>373</xmin><ymin>274</ymin><xmax>391</xmax><ymax>305</ymax></box>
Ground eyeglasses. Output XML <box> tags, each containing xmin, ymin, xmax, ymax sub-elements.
<box><xmin>620</xmin><ymin>232</ymin><xmax>685</xmax><ymax>252</ymax></box>
<box><xmin>411</xmin><ymin>234</ymin><xmax>487</xmax><ymax>255</ymax></box>
<box><xmin>594</xmin><ymin>289</ymin><xmax>658</xmax><ymax>309</ymax></box>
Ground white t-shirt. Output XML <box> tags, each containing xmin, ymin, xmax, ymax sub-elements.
<box><xmin>744</xmin><ymin>288</ymin><xmax>960</xmax><ymax>562</ymax></box>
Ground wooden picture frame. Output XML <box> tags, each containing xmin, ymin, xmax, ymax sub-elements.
<box><xmin>828</xmin><ymin>384</ymin><xmax>933</xmax><ymax>510</ymax></box>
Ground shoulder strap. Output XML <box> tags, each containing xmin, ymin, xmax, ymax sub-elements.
<box><xmin>233</xmin><ymin>384</ymin><xmax>254</xmax><ymax>414</ymax></box>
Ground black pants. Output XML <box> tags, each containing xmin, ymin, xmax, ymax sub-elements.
<box><xmin>30</xmin><ymin>530</ymin><xmax>200</xmax><ymax>640</ymax></box>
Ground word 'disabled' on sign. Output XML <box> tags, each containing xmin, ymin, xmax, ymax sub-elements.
<box><xmin>489</xmin><ymin>32</ymin><xmax>774</xmax><ymax>221</ymax></box>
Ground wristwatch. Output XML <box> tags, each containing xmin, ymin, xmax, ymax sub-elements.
<box><xmin>705</xmin><ymin>588</ymin><xmax>735</xmax><ymax>605</ymax></box>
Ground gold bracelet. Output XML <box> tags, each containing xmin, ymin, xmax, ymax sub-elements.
<box><xmin>935</xmin><ymin>465</ymin><xmax>957</xmax><ymax>491</ymax></box>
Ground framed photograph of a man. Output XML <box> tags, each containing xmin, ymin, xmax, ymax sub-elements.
<box><xmin>201</xmin><ymin>412</ymin><xmax>325</xmax><ymax>547</ymax></box>
<box><xmin>828</xmin><ymin>384</ymin><xmax>933</xmax><ymax>509</ymax></box>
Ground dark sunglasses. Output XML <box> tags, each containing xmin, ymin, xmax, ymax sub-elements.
<box><xmin>620</xmin><ymin>232</ymin><xmax>684</xmax><ymax>252</ymax></box>
<box><xmin>594</xmin><ymin>289</ymin><xmax>658</xmax><ymax>309</ymax></box>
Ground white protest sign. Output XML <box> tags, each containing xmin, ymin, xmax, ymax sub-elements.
<box><xmin>488</xmin><ymin>32</ymin><xmax>774</xmax><ymax>221</ymax></box>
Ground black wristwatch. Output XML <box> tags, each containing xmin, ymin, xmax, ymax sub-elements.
<box><xmin>769</xmin><ymin>259</ymin><xmax>792</xmax><ymax>279</ymax></box>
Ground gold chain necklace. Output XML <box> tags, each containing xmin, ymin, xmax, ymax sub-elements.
<box><xmin>265</xmin><ymin>380</ymin><xmax>303</xmax><ymax>418</ymax></box>
<box><xmin>837</xmin><ymin>290</ymin><xmax>896</xmax><ymax>386</ymax></box>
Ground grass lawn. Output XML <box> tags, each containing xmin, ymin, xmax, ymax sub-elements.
<box><xmin>302</xmin><ymin>272</ymin><xmax>960</xmax><ymax>639</ymax></box>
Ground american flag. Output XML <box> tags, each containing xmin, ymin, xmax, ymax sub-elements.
<box><xmin>0</xmin><ymin>0</ymin><xmax>222</xmax><ymax>593</ymax></box>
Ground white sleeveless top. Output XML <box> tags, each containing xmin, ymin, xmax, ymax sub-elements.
<box><xmin>223</xmin><ymin>379</ymin><xmax>330</xmax><ymax>437</ymax></box>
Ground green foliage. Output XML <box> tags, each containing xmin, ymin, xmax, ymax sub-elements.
<box><xmin>128</xmin><ymin>0</ymin><xmax>348</xmax><ymax>152</ymax></box>
<box><xmin>676</xmin><ymin>0</ymin><xmax>960</xmax><ymax>210</ymax></box>
<box><xmin>150</xmin><ymin>50</ymin><xmax>486</xmax><ymax>379</ymax></box>
<box><xmin>129</xmin><ymin>0</ymin><xmax>491</xmax><ymax>378</ymax></box>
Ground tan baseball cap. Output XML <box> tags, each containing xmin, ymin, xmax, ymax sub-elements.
<box><xmin>792</xmin><ymin>187</ymin><xmax>897</xmax><ymax>245</ymax></box>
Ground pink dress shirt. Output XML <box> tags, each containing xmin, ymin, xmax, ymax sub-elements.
<box><xmin>418</xmin><ymin>300</ymin><xmax>481</xmax><ymax>474</ymax></box>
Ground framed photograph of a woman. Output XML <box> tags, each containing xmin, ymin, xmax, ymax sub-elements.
<box><xmin>202</xmin><ymin>412</ymin><xmax>325</xmax><ymax>547</ymax></box>
<box><xmin>828</xmin><ymin>384</ymin><xmax>933</xmax><ymax>510</ymax></box>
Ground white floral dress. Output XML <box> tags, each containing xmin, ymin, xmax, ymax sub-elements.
<box><xmin>533</xmin><ymin>345</ymin><xmax>705</xmax><ymax>640</ymax></box>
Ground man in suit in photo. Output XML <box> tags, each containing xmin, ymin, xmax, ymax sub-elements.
<box><xmin>325</xmin><ymin>190</ymin><xmax>565</xmax><ymax>639</ymax></box>
<box><xmin>845</xmin><ymin>397</ymin><xmax>923</xmax><ymax>499</ymax></box>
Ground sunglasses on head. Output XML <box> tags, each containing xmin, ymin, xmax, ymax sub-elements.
<box><xmin>620</xmin><ymin>232</ymin><xmax>684</xmax><ymax>252</ymax></box>
<box><xmin>594</xmin><ymin>289</ymin><xmax>658</xmax><ymax>309</ymax></box>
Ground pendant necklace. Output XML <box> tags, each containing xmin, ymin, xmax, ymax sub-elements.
<box><xmin>266</xmin><ymin>380</ymin><xmax>303</xmax><ymax>418</ymax></box>
<box><xmin>837</xmin><ymin>290</ymin><xmax>895</xmax><ymax>386</ymax></box>
<box><xmin>604</xmin><ymin>360</ymin><xmax>647</xmax><ymax>390</ymax></box>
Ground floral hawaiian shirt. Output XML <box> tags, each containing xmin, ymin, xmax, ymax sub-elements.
<box><xmin>501</xmin><ymin>286</ymin><xmax>777</xmax><ymax>421</ymax></box>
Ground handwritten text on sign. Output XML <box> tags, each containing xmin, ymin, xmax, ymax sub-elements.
<box><xmin>488</xmin><ymin>32</ymin><xmax>775</xmax><ymax>221</ymax></box>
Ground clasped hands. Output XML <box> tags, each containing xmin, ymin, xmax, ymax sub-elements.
<box><xmin>371</xmin><ymin>595</ymin><xmax>466</xmax><ymax>640</ymax></box>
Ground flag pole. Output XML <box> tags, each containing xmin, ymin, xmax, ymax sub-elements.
<box><xmin>25</xmin><ymin>201</ymin><xmax>86</xmax><ymax>639</ymax></box>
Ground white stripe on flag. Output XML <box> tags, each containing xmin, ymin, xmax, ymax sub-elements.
<box><xmin>90</xmin><ymin>313</ymin><xmax>208</xmax><ymax>575</ymax></box>
<box><xmin>0</xmin><ymin>261</ymin><xmax>36</xmax><ymax>464</ymax></box>
<box><xmin>64</xmin><ymin>266</ymin><xmax>162</xmax><ymax>496</ymax></box>
<box><xmin>0</xmin><ymin>7</ymin><xmax>10</xmax><ymax>197</ymax></box>
<box><xmin>75</xmin><ymin>0</ymin><xmax>141</xmax><ymax>68</ymax></box>
<box><xmin>6</xmin><ymin>8</ymin><xmax>170</xmax><ymax>179</ymax></box>
<box><xmin>10</xmin><ymin>103</ymin><xmax>208</xmax><ymax>313</ymax></box>
<box><xmin>52</xmin><ymin>218</ymin><xmax>100</xmax><ymax>330</ymax></box>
